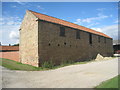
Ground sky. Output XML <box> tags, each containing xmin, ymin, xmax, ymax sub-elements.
<box><xmin>1</xmin><ymin>2</ymin><xmax>118</xmax><ymax>45</ymax></box>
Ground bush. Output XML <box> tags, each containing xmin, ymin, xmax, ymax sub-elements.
<box><xmin>13</xmin><ymin>44</ymin><xmax>19</xmax><ymax>46</ymax></box>
<box><xmin>60</xmin><ymin>60</ymin><xmax>74</xmax><ymax>66</ymax></box>
<box><xmin>41</xmin><ymin>60</ymin><xmax>54</xmax><ymax>69</ymax></box>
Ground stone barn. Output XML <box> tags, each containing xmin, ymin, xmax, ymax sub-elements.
<box><xmin>20</xmin><ymin>10</ymin><xmax>113</xmax><ymax>67</ymax></box>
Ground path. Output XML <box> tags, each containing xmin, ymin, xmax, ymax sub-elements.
<box><xmin>2</xmin><ymin>58</ymin><xmax>118</xmax><ymax>88</ymax></box>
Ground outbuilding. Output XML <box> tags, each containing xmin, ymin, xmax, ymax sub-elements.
<box><xmin>20</xmin><ymin>10</ymin><xmax>113</xmax><ymax>67</ymax></box>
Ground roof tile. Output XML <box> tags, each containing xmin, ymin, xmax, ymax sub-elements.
<box><xmin>29</xmin><ymin>10</ymin><xmax>112</xmax><ymax>39</ymax></box>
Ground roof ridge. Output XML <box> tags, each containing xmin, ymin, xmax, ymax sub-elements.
<box><xmin>29</xmin><ymin>10</ymin><xmax>92</xmax><ymax>29</ymax></box>
<box><xmin>29</xmin><ymin>10</ymin><xmax>84</xmax><ymax>27</ymax></box>
<box><xmin>28</xmin><ymin>10</ymin><xmax>112</xmax><ymax>39</ymax></box>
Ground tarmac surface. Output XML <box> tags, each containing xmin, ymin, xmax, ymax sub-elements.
<box><xmin>1</xmin><ymin>58</ymin><xmax>118</xmax><ymax>88</ymax></box>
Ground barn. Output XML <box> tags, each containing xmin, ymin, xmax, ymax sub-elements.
<box><xmin>19</xmin><ymin>10</ymin><xmax>113</xmax><ymax>67</ymax></box>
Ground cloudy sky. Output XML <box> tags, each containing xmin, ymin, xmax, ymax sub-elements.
<box><xmin>1</xmin><ymin>2</ymin><xmax>118</xmax><ymax>45</ymax></box>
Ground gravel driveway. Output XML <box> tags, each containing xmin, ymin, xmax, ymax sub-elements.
<box><xmin>1</xmin><ymin>58</ymin><xmax>118</xmax><ymax>88</ymax></box>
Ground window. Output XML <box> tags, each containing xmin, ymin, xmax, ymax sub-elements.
<box><xmin>76</xmin><ymin>30</ymin><xmax>80</xmax><ymax>39</ymax></box>
<box><xmin>104</xmin><ymin>37</ymin><xmax>106</xmax><ymax>43</ymax></box>
<box><xmin>64</xmin><ymin>42</ymin><xmax>66</xmax><ymax>45</ymax></box>
<box><xmin>60</xmin><ymin>27</ymin><xmax>65</xmax><ymax>36</ymax></box>
<box><xmin>89</xmin><ymin>33</ymin><xmax>92</xmax><ymax>44</ymax></box>
<box><xmin>58</xmin><ymin>44</ymin><xmax>60</xmax><ymax>46</ymax></box>
<box><xmin>98</xmin><ymin>36</ymin><xmax>100</xmax><ymax>43</ymax></box>
<box><xmin>48</xmin><ymin>43</ymin><xmax>51</xmax><ymax>46</ymax></box>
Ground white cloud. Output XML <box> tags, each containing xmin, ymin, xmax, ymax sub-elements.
<box><xmin>74</xmin><ymin>13</ymin><xmax>109</xmax><ymax>24</ymax></box>
<box><xmin>1</xmin><ymin>22</ymin><xmax>20</xmax><ymax>45</ymax></box>
<box><xmin>11</xmin><ymin>5</ymin><xmax>17</xmax><ymax>8</ymax></box>
<box><xmin>91</xmin><ymin>24</ymin><xmax>118</xmax><ymax>40</ymax></box>
<box><xmin>0</xmin><ymin>16</ymin><xmax>22</xmax><ymax>26</ymax></box>
<box><xmin>87</xmin><ymin>22</ymin><xmax>99</xmax><ymax>28</ymax></box>
<box><xmin>96</xmin><ymin>8</ymin><xmax>106</xmax><ymax>12</ymax></box>
<box><xmin>114</xmin><ymin>19</ymin><xmax>119</xmax><ymax>24</ymax></box>
<box><xmin>14</xmin><ymin>0</ymin><xmax>27</xmax><ymax>5</ymax></box>
<box><xmin>37</xmin><ymin>5</ymin><xmax>44</xmax><ymax>10</ymax></box>
<box><xmin>7</xmin><ymin>21</ymin><xmax>15</xmax><ymax>25</ymax></box>
<box><xmin>110</xmin><ymin>14</ymin><xmax>113</xmax><ymax>17</ymax></box>
<box><xmin>91</xmin><ymin>28</ymin><xmax>102</xmax><ymax>32</ymax></box>
<box><xmin>0</xmin><ymin>18</ymin><xmax>4</xmax><ymax>25</ymax></box>
<box><xmin>97</xmin><ymin>13</ymin><xmax>108</xmax><ymax>19</ymax></box>
<box><xmin>0</xmin><ymin>18</ymin><xmax>3</xmax><ymax>21</ymax></box>
<box><xmin>103</xmin><ymin>25</ymin><xmax>118</xmax><ymax>40</ymax></box>
<box><xmin>74</xmin><ymin>19</ymin><xmax>81</xmax><ymax>24</ymax></box>
<box><xmin>9</xmin><ymin>31</ymin><xmax>19</xmax><ymax>40</ymax></box>
<box><xmin>0</xmin><ymin>16</ymin><xmax>21</xmax><ymax>44</ymax></box>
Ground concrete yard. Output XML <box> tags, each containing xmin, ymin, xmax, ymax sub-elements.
<box><xmin>1</xmin><ymin>58</ymin><xmax>118</xmax><ymax>88</ymax></box>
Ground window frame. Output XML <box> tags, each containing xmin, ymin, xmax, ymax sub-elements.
<box><xmin>98</xmin><ymin>36</ymin><xmax>100</xmax><ymax>43</ymax></box>
<box><xmin>76</xmin><ymin>30</ymin><xmax>80</xmax><ymax>39</ymax></box>
<box><xmin>104</xmin><ymin>37</ymin><xmax>106</xmax><ymax>43</ymax></box>
<box><xmin>89</xmin><ymin>33</ymin><xmax>92</xmax><ymax>45</ymax></box>
<box><xmin>60</xmin><ymin>26</ymin><xmax>65</xmax><ymax>37</ymax></box>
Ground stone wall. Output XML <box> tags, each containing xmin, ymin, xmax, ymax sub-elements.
<box><xmin>38</xmin><ymin>20</ymin><xmax>113</xmax><ymax>66</ymax></box>
<box><xmin>20</xmin><ymin>10</ymin><xmax>39</xmax><ymax>67</ymax></box>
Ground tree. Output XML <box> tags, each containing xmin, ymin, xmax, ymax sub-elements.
<box><xmin>13</xmin><ymin>44</ymin><xmax>19</xmax><ymax>46</ymax></box>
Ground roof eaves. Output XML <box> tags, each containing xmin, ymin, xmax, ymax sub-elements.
<box><xmin>29</xmin><ymin>10</ymin><xmax>112</xmax><ymax>39</ymax></box>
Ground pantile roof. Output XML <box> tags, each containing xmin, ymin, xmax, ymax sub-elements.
<box><xmin>29</xmin><ymin>10</ymin><xmax>112</xmax><ymax>39</ymax></box>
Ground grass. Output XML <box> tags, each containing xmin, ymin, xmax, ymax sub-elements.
<box><xmin>0</xmin><ymin>58</ymin><xmax>43</xmax><ymax>71</ymax></box>
<box><xmin>95</xmin><ymin>75</ymin><xmax>119</xmax><ymax>89</ymax></box>
<box><xmin>0</xmin><ymin>57</ymin><xmax>117</xmax><ymax>71</ymax></box>
<box><xmin>0</xmin><ymin>58</ymin><xmax>91</xmax><ymax>71</ymax></box>
<box><xmin>41</xmin><ymin>59</ymin><xmax>94</xmax><ymax>70</ymax></box>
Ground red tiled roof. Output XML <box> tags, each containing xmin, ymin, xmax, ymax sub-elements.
<box><xmin>0</xmin><ymin>46</ymin><xmax>19</xmax><ymax>51</ymax></box>
<box><xmin>29</xmin><ymin>10</ymin><xmax>112</xmax><ymax>39</ymax></box>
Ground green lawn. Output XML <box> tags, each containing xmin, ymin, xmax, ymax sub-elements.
<box><xmin>0</xmin><ymin>57</ymin><xmax>116</xmax><ymax>71</ymax></box>
<box><xmin>0</xmin><ymin>58</ymin><xmax>44</xmax><ymax>71</ymax></box>
<box><xmin>96</xmin><ymin>75</ymin><xmax>119</xmax><ymax>89</ymax></box>
<box><xmin>0</xmin><ymin>58</ymin><xmax>89</xmax><ymax>71</ymax></box>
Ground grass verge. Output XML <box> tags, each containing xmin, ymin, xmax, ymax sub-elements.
<box><xmin>0</xmin><ymin>58</ymin><xmax>44</xmax><ymax>71</ymax></box>
<box><xmin>0</xmin><ymin>58</ymin><xmax>91</xmax><ymax>71</ymax></box>
<box><xmin>95</xmin><ymin>75</ymin><xmax>119</xmax><ymax>89</ymax></box>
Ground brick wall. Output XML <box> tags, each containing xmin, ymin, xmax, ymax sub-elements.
<box><xmin>0</xmin><ymin>46</ymin><xmax>19</xmax><ymax>51</ymax></box>
<box><xmin>0</xmin><ymin>51</ymin><xmax>19</xmax><ymax>62</ymax></box>
<box><xmin>20</xmin><ymin>10</ymin><xmax>113</xmax><ymax>67</ymax></box>
<box><xmin>38</xmin><ymin>20</ymin><xmax>113</xmax><ymax>66</ymax></box>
